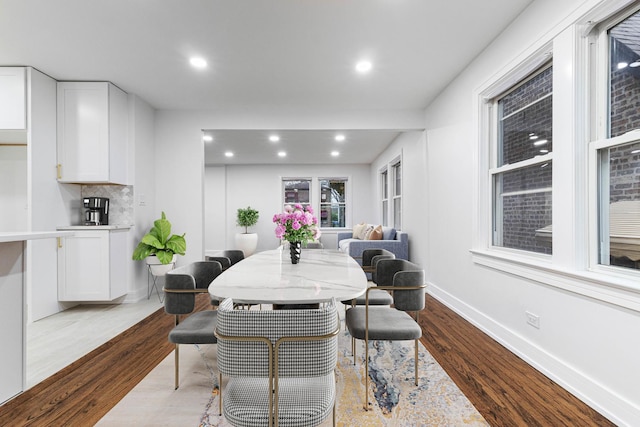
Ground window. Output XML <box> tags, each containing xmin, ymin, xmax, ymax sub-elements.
<box><xmin>491</xmin><ymin>64</ymin><xmax>553</xmax><ymax>254</ymax></box>
<box><xmin>592</xmin><ymin>8</ymin><xmax>640</xmax><ymax>271</ymax></box>
<box><xmin>381</xmin><ymin>169</ymin><xmax>388</xmax><ymax>226</ymax></box>
<box><xmin>319</xmin><ymin>178</ymin><xmax>347</xmax><ymax>228</ymax></box>
<box><xmin>392</xmin><ymin>161</ymin><xmax>402</xmax><ymax>230</ymax></box>
<box><xmin>282</xmin><ymin>179</ymin><xmax>311</xmax><ymax>210</ymax></box>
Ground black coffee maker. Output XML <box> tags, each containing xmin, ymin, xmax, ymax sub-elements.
<box><xmin>84</xmin><ymin>197</ymin><xmax>109</xmax><ymax>226</ymax></box>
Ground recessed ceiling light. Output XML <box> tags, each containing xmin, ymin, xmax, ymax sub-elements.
<box><xmin>631</xmin><ymin>60</ymin><xmax>640</xmax><ymax>68</ymax></box>
<box><xmin>539</xmin><ymin>149</ymin><xmax>549</xmax><ymax>153</ymax></box>
<box><xmin>269</xmin><ymin>135</ymin><xmax>280</xmax><ymax>142</ymax></box>
<box><xmin>203</xmin><ymin>135</ymin><xmax>213</xmax><ymax>142</ymax></box>
<box><xmin>631</xmin><ymin>149</ymin><xmax>640</xmax><ymax>154</ymax></box>
<box><xmin>533</xmin><ymin>139</ymin><xmax>548</xmax><ymax>146</ymax></box>
<box><xmin>331</xmin><ymin>151</ymin><xmax>340</xmax><ymax>157</ymax></box>
<box><xmin>355</xmin><ymin>61</ymin><xmax>372</xmax><ymax>73</ymax></box>
<box><xmin>189</xmin><ymin>57</ymin><xmax>208</xmax><ymax>69</ymax></box>
<box><xmin>529</xmin><ymin>134</ymin><xmax>539</xmax><ymax>140</ymax></box>
<box><xmin>277</xmin><ymin>151</ymin><xmax>287</xmax><ymax>157</ymax></box>
<box><xmin>617</xmin><ymin>62</ymin><xmax>629</xmax><ymax>70</ymax></box>
<box><xmin>224</xmin><ymin>151</ymin><xmax>234</xmax><ymax>157</ymax></box>
<box><xmin>335</xmin><ymin>134</ymin><xmax>345</xmax><ymax>142</ymax></box>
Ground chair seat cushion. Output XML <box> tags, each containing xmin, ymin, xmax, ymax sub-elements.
<box><xmin>346</xmin><ymin>306</ymin><xmax>422</xmax><ymax>341</ymax></box>
<box><xmin>168</xmin><ymin>310</ymin><xmax>218</xmax><ymax>344</ymax></box>
<box><xmin>224</xmin><ymin>374</ymin><xmax>335</xmax><ymax>427</ymax></box>
<box><xmin>341</xmin><ymin>288</ymin><xmax>393</xmax><ymax>306</ymax></box>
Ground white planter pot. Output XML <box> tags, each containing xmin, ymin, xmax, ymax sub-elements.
<box><xmin>146</xmin><ymin>254</ymin><xmax>177</xmax><ymax>276</ymax></box>
<box><xmin>235</xmin><ymin>233</ymin><xmax>258</xmax><ymax>257</ymax></box>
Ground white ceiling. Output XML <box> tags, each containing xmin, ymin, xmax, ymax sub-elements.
<box><xmin>0</xmin><ymin>0</ymin><xmax>533</xmax><ymax>164</ymax></box>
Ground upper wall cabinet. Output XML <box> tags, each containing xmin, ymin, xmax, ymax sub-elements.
<box><xmin>57</xmin><ymin>82</ymin><xmax>128</xmax><ymax>184</ymax></box>
<box><xmin>0</xmin><ymin>67</ymin><xmax>26</xmax><ymax>130</ymax></box>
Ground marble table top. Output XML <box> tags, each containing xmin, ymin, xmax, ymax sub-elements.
<box><xmin>208</xmin><ymin>247</ymin><xmax>367</xmax><ymax>304</ymax></box>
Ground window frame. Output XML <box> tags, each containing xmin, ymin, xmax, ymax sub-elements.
<box><xmin>318</xmin><ymin>177</ymin><xmax>349</xmax><ymax>229</ymax></box>
<box><xmin>281</xmin><ymin>178</ymin><xmax>312</xmax><ymax>211</ymax></box>
<box><xmin>489</xmin><ymin>62</ymin><xmax>554</xmax><ymax>254</ymax></box>
<box><xmin>471</xmin><ymin>2</ymin><xmax>640</xmax><ymax>312</ymax></box>
<box><xmin>380</xmin><ymin>168</ymin><xmax>389</xmax><ymax>226</ymax></box>
<box><xmin>392</xmin><ymin>160</ymin><xmax>402</xmax><ymax>230</ymax></box>
<box><xmin>587</xmin><ymin>4</ymin><xmax>640</xmax><ymax>278</ymax></box>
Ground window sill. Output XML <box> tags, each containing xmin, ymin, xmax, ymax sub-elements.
<box><xmin>471</xmin><ymin>249</ymin><xmax>640</xmax><ymax>313</ymax></box>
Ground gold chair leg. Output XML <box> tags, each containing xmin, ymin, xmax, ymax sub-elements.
<box><xmin>352</xmin><ymin>337</ymin><xmax>356</xmax><ymax>364</ymax></box>
<box><xmin>218</xmin><ymin>372</ymin><xmax>222</xmax><ymax>416</ymax></box>
<box><xmin>333</xmin><ymin>399</ymin><xmax>336</xmax><ymax>426</ymax></box>
<box><xmin>415</xmin><ymin>339</ymin><xmax>419</xmax><ymax>386</ymax></box>
<box><xmin>363</xmin><ymin>338</ymin><xmax>369</xmax><ymax>411</ymax></box>
<box><xmin>174</xmin><ymin>344</ymin><xmax>179</xmax><ymax>390</ymax></box>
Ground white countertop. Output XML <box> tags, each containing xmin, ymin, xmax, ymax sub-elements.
<box><xmin>57</xmin><ymin>225</ymin><xmax>131</xmax><ymax>230</ymax></box>
<box><xmin>208</xmin><ymin>247</ymin><xmax>367</xmax><ymax>304</ymax></box>
<box><xmin>0</xmin><ymin>231</ymin><xmax>74</xmax><ymax>243</ymax></box>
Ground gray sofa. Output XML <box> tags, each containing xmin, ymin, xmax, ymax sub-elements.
<box><xmin>337</xmin><ymin>228</ymin><xmax>409</xmax><ymax>274</ymax></box>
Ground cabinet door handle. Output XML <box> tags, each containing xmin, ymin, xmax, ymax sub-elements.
<box><xmin>57</xmin><ymin>237</ymin><xmax>62</xmax><ymax>248</ymax></box>
<box><xmin>57</xmin><ymin>164</ymin><xmax>62</xmax><ymax>180</ymax></box>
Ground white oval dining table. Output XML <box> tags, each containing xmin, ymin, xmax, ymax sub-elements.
<box><xmin>208</xmin><ymin>247</ymin><xmax>367</xmax><ymax>305</ymax></box>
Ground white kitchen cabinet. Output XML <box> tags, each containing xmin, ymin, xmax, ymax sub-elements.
<box><xmin>57</xmin><ymin>229</ymin><xmax>128</xmax><ymax>301</ymax></box>
<box><xmin>0</xmin><ymin>241</ymin><xmax>24</xmax><ymax>404</ymax></box>
<box><xmin>0</xmin><ymin>67</ymin><xmax>26</xmax><ymax>129</ymax></box>
<box><xmin>57</xmin><ymin>82</ymin><xmax>128</xmax><ymax>184</ymax></box>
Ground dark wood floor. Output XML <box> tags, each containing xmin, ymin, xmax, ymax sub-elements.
<box><xmin>419</xmin><ymin>296</ymin><xmax>615</xmax><ymax>427</ymax></box>
<box><xmin>0</xmin><ymin>294</ymin><xmax>615</xmax><ymax>426</ymax></box>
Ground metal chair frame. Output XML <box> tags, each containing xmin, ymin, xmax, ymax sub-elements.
<box><xmin>350</xmin><ymin>283</ymin><xmax>426</xmax><ymax>410</ymax></box>
<box><xmin>215</xmin><ymin>310</ymin><xmax>340</xmax><ymax>427</ymax></box>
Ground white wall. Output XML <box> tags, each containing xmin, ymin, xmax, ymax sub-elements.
<box><xmin>126</xmin><ymin>95</ymin><xmax>157</xmax><ymax>301</ymax></box>
<box><xmin>420</xmin><ymin>0</ymin><xmax>640</xmax><ymax>424</ymax></box>
<box><xmin>155</xmin><ymin>108</ymin><xmax>425</xmax><ymax>266</ymax></box>
<box><xmin>204</xmin><ymin>166</ymin><xmax>226</xmax><ymax>251</ymax></box>
<box><xmin>205</xmin><ymin>163</ymin><xmax>372</xmax><ymax>254</ymax></box>
<box><xmin>0</xmin><ymin>145</ymin><xmax>27</xmax><ymax>231</ymax></box>
<box><xmin>370</xmin><ymin>131</ymin><xmax>426</xmax><ymax>265</ymax></box>
<box><xmin>27</xmin><ymin>68</ymin><xmax>81</xmax><ymax>321</ymax></box>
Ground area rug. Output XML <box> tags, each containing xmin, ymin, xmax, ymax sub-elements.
<box><xmin>97</xmin><ymin>310</ymin><xmax>488</xmax><ymax>426</ymax></box>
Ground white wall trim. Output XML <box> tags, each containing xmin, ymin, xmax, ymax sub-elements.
<box><xmin>428</xmin><ymin>284</ymin><xmax>639</xmax><ymax>426</ymax></box>
<box><xmin>471</xmin><ymin>249</ymin><xmax>640</xmax><ymax>313</ymax></box>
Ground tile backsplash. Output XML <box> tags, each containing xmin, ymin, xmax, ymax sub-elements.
<box><xmin>82</xmin><ymin>185</ymin><xmax>134</xmax><ymax>226</ymax></box>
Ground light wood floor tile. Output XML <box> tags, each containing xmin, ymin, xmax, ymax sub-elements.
<box><xmin>26</xmin><ymin>298</ymin><xmax>162</xmax><ymax>388</ymax></box>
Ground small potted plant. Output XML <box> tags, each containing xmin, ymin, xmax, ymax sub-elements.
<box><xmin>235</xmin><ymin>206</ymin><xmax>259</xmax><ymax>257</ymax></box>
<box><xmin>132</xmin><ymin>211</ymin><xmax>186</xmax><ymax>275</ymax></box>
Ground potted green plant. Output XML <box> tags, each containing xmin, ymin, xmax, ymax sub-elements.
<box><xmin>235</xmin><ymin>206</ymin><xmax>259</xmax><ymax>256</ymax></box>
<box><xmin>132</xmin><ymin>211</ymin><xmax>186</xmax><ymax>275</ymax></box>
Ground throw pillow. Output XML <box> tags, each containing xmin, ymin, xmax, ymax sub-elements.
<box><xmin>366</xmin><ymin>224</ymin><xmax>383</xmax><ymax>240</ymax></box>
<box><xmin>352</xmin><ymin>222</ymin><xmax>367</xmax><ymax>240</ymax></box>
<box><xmin>381</xmin><ymin>226</ymin><xmax>396</xmax><ymax>241</ymax></box>
<box><xmin>360</xmin><ymin>224</ymin><xmax>374</xmax><ymax>240</ymax></box>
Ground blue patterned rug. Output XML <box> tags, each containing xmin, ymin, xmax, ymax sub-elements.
<box><xmin>97</xmin><ymin>309</ymin><xmax>487</xmax><ymax>426</ymax></box>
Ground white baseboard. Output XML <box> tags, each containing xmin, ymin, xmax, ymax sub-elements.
<box><xmin>427</xmin><ymin>284</ymin><xmax>638</xmax><ymax>427</ymax></box>
<box><xmin>122</xmin><ymin>288</ymin><xmax>149</xmax><ymax>303</ymax></box>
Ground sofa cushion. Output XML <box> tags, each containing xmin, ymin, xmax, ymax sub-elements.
<box><xmin>352</xmin><ymin>222</ymin><xmax>368</xmax><ymax>240</ymax></box>
<box><xmin>366</xmin><ymin>224</ymin><xmax>383</xmax><ymax>240</ymax></box>
<box><xmin>338</xmin><ymin>238</ymin><xmax>357</xmax><ymax>253</ymax></box>
<box><xmin>381</xmin><ymin>226</ymin><xmax>396</xmax><ymax>241</ymax></box>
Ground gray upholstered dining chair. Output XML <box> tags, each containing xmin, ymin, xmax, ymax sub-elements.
<box><xmin>303</xmin><ymin>241</ymin><xmax>324</xmax><ymax>249</ymax></box>
<box><xmin>215</xmin><ymin>298</ymin><xmax>340</xmax><ymax>427</ymax></box>
<box><xmin>341</xmin><ymin>248</ymin><xmax>395</xmax><ymax>309</ymax></box>
<box><xmin>206</xmin><ymin>250</ymin><xmax>245</xmax><ymax>306</ymax></box>
<box><xmin>206</xmin><ymin>249</ymin><xmax>245</xmax><ymax>270</ymax></box>
<box><xmin>164</xmin><ymin>261</ymin><xmax>222</xmax><ymax>389</ymax></box>
<box><xmin>345</xmin><ymin>259</ymin><xmax>426</xmax><ymax>410</ymax></box>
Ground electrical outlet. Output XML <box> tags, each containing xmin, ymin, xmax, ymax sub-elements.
<box><xmin>526</xmin><ymin>311</ymin><xmax>540</xmax><ymax>329</ymax></box>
